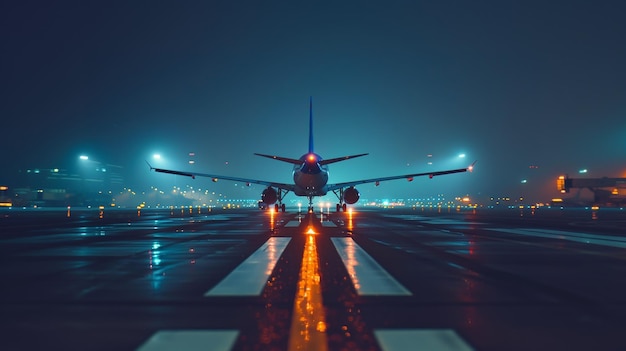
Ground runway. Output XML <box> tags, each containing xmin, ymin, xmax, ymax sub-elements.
<box><xmin>1</xmin><ymin>206</ymin><xmax>626</xmax><ymax>350</ymax></box>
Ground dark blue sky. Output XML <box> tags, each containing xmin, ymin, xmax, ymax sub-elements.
<box><xmin>3</xmin><ymin>1</ymin><xmax>626</xmax><ymax>202</ymax></box>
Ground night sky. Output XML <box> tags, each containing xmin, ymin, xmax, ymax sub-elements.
<box><xmin>3</xmin><ymin>1</ymin><xmax>626</xmax><ymax>203</ymax></box>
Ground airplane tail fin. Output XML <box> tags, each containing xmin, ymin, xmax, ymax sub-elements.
<box><xmin>309</xmin><ymin>96</ymin><xmax>314</xmax><ymax>154</ymax></box>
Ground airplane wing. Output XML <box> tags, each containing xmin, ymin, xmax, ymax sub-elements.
<box><xmin>326</xmin><ymin>162</ymin><xmax>475</xmax><ymax>191</ymax></box>
<box><xmin>147</xmin><ymin>163</ymin><xmax>295</xmax><ymax>192</ymax></box>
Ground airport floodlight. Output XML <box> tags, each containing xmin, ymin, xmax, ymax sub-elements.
<box><xmin>79</xmin><ymin>155</ymin><xmax>89</xmax><ymax>161</ymax></box>
<box><xmin>579</xmin><ymin>169</ymin><xmax>588</xmax><ymax>174</ymax></box>
<box><xmin>153</xmin><ymin>154</ymin><xmax>161</xmax><ymax>160</ymax></box>
<box><xmin>458</xmin><ymin>153</ymin><xmax>466</xmax><ymax>158</ymax></box>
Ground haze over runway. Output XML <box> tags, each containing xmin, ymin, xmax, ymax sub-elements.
<box><xmin>1</xmin><ymin>206</ymin><xmax>626</xmax><ymax>350</ymax></box>
<box><xmin>3</xmin><ymin>1</ymin><xmax>626</xmax><ymax>204</ymax></box>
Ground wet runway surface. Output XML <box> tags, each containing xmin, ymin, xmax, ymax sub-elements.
<box><xmin>1</xmin><ymin>206</ymin><xmax>626</xmax><ymax>350</ymax></box>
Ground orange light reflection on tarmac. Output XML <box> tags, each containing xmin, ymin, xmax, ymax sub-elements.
<box><xmin>269</xmin><ymin>208</ymin><xmax>275</xmax><ymax>232</ymax></box>
<box><xmin>288</xmin><ymin>229</ymin><xmax>328</xmax><ymax>351</ymax></box>
<box><xmin>347</xmin><ymin>208</ymin><xmax>354</xmax><ymax>232</ymax></box>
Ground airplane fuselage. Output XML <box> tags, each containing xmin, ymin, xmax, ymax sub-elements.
<box><xmin>292</xmin><ymin>153</ymin><xmax>329</xmax><ymax>196</ymax></box>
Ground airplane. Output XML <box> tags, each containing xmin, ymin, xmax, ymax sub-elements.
<box><xmin>149</xmin><ymin>97</ymin><xmax>474</xmax><ymax>212</ymax></box>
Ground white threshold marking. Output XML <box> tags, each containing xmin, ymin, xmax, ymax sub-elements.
<box><xmin>136</xmin><ymin>330</ymin><xmax>239</xmax><ymax>351</ymax></box>
<box><xmin>489</xmin><ymin>228</ymin><xmax>626</xmax><ymax>249</ymax></box>
<box><xmin>321</xmin><ymin>221</ymin><xmax>337</xmax><ymax>227</ymax></box>
<box><xmin>331</xmin><ymin>238</ymin><xmax>411</xmax><ymax>296</ymax></box>
<box><xmin>374</xmin><ymin>329</ymin><xmax>474</xmax><ymax>351</ymax></box>
<box><xmin>205</xmin><ymin>237</ymin><xmax>291</xmax><ymax>296</ymax></box>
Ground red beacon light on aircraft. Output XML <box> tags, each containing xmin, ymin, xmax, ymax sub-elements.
<box><xmin>307</xmin><ymin>154</ymin><xmax>316</xmax><ymax>163</ymax></box>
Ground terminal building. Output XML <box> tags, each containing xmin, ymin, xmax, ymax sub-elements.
<box><xmin>1</xmin><ymin>162</ymin><xmax>124</xmax><ymax>207</ymax></box>
<box><xmin>556</xmin><ymin>175</ymin><xmax>626</xmax><ymax>206</ymax></box>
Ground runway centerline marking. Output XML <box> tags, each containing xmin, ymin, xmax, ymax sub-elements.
<box><xmin>331</xmin><ymin>238</ymin><xmax>411</xmax><ymax>296</ymax></box>
<box><xmin>489</xmin><ymin>228</ymin><xmax>626</xmax><ymax>249</ymax></box>
<box><xmin>204</xmin><ymin>237</ymin><xmax>291</xmax><ymax>296</ymax></box>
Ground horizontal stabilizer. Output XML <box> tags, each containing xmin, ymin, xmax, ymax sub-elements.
<box><xmin>319</xmin><ymin>153</ymin><xmax>368</xmax><ymax>165</ymax></box>
<box><xmin>254</xmin><ymin>153</ymin><xmax>303</xmax><ymax>165</ymax></box>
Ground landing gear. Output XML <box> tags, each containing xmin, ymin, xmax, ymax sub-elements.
<box><xmin>335</xmin><ymin>203</ymin><xmax>347</xmax><ymax>212</ymax></box>
<box><xmin>332</xmin><ymin>188</ymin><xmax>347</xmax><ymax>212</ymax></box>
<box><xmin>269</xmin><ymin>188</ymin><xmax>289</xmax><ymax>212</ymax></box>
<box><xmin>273</xmin><ymin>203</ymin><xmax>287</xmax><ymax>213</ymax></box>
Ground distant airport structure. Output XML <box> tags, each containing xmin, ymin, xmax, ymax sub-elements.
<box><xmin>2</xmin><ymin>162</ymin><xmax>124</xmax><ymax>207</ymax></box>
<box><xmin>556</xmin><ymin>175</ymin><xmax>626</xmax><ymax>206</ymax></box>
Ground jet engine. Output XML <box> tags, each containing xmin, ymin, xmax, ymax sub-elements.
<box><xmin>343</xmin><ymin>186</ymin><xmax>360</xmax><ymax>204</ymax></box>
<box><xmin>262</xmin><ymin>187</ymin><xmax>277</xmax><ymax>204</ymax></box>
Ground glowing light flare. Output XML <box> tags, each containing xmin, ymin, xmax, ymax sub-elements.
<box><xmin>306</xmin><ymin>226</ymin><xmax>317</xmax><ymax>235</ymax></box>
<box><xmin>307</xmin><ymin>154</ymin><xmax>316</xmax><ymax>163</ymax></box>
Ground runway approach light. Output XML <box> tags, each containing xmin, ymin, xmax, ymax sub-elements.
<box><xmin>79</xmin><ymin>155</ymin><xmax>89</xmax><ymax>160</ymax></box>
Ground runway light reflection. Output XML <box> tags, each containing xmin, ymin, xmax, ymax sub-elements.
<box><xmin>288</xmin><ymin>230</ymin><xmax>328</xmax><ymax>351</ymax></box>
<box><xmin>347</xmin><ymin>208</ymin><xmax>354</xmax><ymax>232</ymax></box>
<box><xmin>343</xmin><ymin>240</ymin><xmax>361</xmax><ymax>291</ymax></box>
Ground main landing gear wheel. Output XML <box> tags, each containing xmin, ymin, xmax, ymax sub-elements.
<box><xmin>342</xmin><ymin>203</ymin><xmax>347</xmax><ymax>212</ymax></box>
<box><xmin>336</xmin><ymin>204</ymin><xmax>341</xmax><ymax>212</ymax></box>
<box><xmin>273</xmin><ymin>203</ymin><xmax>286</xmax><ymax>212</ymax></box>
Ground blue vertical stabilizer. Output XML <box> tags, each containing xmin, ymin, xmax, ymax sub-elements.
<box><xmin>308</xmin><ymin>96</ymin><xmax>314</xmax><ymax>154</ymax></box>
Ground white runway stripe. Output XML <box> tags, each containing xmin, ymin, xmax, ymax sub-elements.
<box><xmin>489</xmin><ymin>228</ymin><xmax>626</xmax><ymax>249</ymax></box>
<box><xmin>205</xmin><ymin>238</ymin><xmax>291</xmax><ymax>296</ymax></box>
<box><xmin>331</xmin><ymin>238</ymin><xmax>411</xmax><ymax>296</ymax></box>
<box><xmin>374</xmin><ymin>329</ymin><xmax>474</xmax><ymax>351</ymax></box>
<box><xmin>285</xmin><ymin>221</ymin><xmax>301</xmax><ymax>227</ymax></box>
<box><xmin>136</xmin><ymin>330</ymin><xmax>238</xmax><ymax>351</ymax></box>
